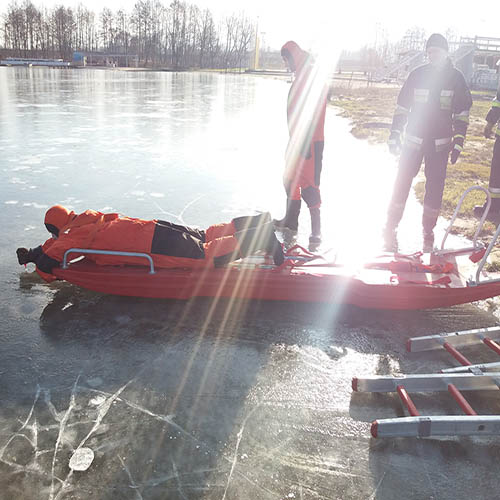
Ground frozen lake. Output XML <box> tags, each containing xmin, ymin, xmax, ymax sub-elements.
<box><xmin>1</xmin><ymin>66</ymin><xmax>499</xmax><ymax>500</ymax></box>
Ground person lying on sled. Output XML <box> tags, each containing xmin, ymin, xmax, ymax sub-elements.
<box><xmin>16</xmin><ymin>205</ymin><xmax>284</xmax><ymax>283</ymax></box>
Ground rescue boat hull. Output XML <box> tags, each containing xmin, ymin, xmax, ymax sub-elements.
<box><xmin>52</xmin><ymin>251</ymin><xmax>500</xmax><ymax>310</ymax></box>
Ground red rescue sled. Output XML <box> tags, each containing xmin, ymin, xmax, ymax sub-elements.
<box><xmin>48</xmin><ymin>187</ymin><xmax>500</xmax><ymax>310</ymax></box>
<box><xmin>52</xmin><ymin>243</ymin><xmax>500</xmax><ymax>310</ymax></box>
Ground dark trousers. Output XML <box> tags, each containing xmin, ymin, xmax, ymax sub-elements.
<box><xmin>151</xmin><ymin>221</ymin><xmax>206</xmax><ymax>259</ymax></box>
<box><xmin>488</xmin><ymin>137</ymin><xmax>500</xmax><ymax>210</ymax></box>
<box><xmin>284</xmin><ymin>140</ymin><xmax>324</xmax><ymax>208</ymax></box>
<box><xmin>386</xmin><ymin>146</ymin><xmax>449</xmax><ymax>232</ymax></box>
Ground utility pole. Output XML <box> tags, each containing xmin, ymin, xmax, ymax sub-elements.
<box><xmin>253</xmin><ymin>17</ymin><xmax>260</xmax><ymax>70</ymax></box>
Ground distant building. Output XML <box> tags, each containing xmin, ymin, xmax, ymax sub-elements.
<box><xmin>0</xmin><ymin>57</ymin><xmax>71</xmax><ymax>67</ymax></box>
<box><xmin>367</xmin><ymin>36</ymin><xmax>500</xmax><ymax>89</ymax></box>
<box><xmin>73</xmin><ymin>51</ymin><xmax>139</xmax><ymax>68</ymax></box>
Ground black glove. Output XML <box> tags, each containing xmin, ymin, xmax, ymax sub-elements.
<box><xmin>450</xmin><ymin>136</ymin><xmax>464</xmax><ymax>165</ymax></box>
<box><xmin>388</xmin><ymin>131</ymin><xmax>402</xmax><ymax>155</ymax></box>
<box><xmin>17</xmin><ymin>247</ymin><xmax>36</xmax><ymax>265</ymax></box>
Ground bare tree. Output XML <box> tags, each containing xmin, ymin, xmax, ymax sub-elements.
<box><xmin>23</xmin><ymin>1</ymin><xmax>40</xmax><ymax>53</ymax></box>
<box><xmin>233</xmin><ymin>13</ymin><xmax>253</xmax><ymax>71</ymax></box>
<box><xmin>115</xmin><ymin>9</ymin><xmax>129</xmax><ymax>57</ymax></box>
<box><xmin>0</xmin><ymin>0</ymin><xmax>255</xmax><ymax>69</ymax></box>
<box><xmin>100</xmin><ymin>7</ymin><xmax>114</xmax><ymax>52</ymax></box>
<box><xmin>51</xmin><ymin>5</ymin><xmax>75</xmax><ymax>59</ymax></box>
<box><xmin>4</xmin><ymin>2</ymin><xmax>25</xmax><ymax>55</ymax></box>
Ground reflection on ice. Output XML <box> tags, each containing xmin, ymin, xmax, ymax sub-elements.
<box><xmin>18</xmin><ymin>156</ymin><xmax>43</xmax><ymax>165</ymax></box>
<box><xmin>10</xmin><ymin>177</ymin><xmax>27</xmax><ymax>184</ymax></box>
<box><xmin>22</xmin><ymin>202</ymin><xmax>48</xmax><ymax>209</ymax></box>
<box><xmin>52</xmin><ymin>137</ymin><xmax>84</xmax><ymax>144</ymax></box>
<box><xmin>16</xmin><ymin>103</ymin><xmax>57</xmax><ymax>108</ymax></box>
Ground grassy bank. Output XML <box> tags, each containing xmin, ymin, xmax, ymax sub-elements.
<box><xmin>330</xmin><ymin>84</ymin><xmax>497</xmax><ymax>239</ymax></box>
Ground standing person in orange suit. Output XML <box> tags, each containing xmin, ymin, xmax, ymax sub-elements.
<box><xmin>274</xmin><ymin>40</ymin><xmax>328</xmax><ymax>248</ymax></box>
<box><xmin>16</xmin><ymin>205</ymin><xmax>284</xmax><ymax>282</ymax></box>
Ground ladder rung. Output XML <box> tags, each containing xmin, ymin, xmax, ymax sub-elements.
<box><xmin>397</xmin><ymin>385</ymin><xmax>420</xmax><ymax>416</ymax></box>
<box><xmin>443</xmin><ymin>341</ymin><xmax>472</xmax><ymax>366</ymax></box>
<box><xmin>483</xmin><ymin>337</ymin><xmax>500</xmax><ymax>356</ymax></box>
<box><xmin>371</xmin><ymin>415</ymin><xmax>500</xmax><ymax>438</ymax></box>
<box><xmin>448</xmin><ymin>384</ymin><xmax>477</xmax><ymax>415</ymax></box>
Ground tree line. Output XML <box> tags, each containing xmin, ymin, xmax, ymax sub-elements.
<box><xmin>1</xmin><ymin>0</ymin><xmax>256</xmax><ymax>69</ymax></box>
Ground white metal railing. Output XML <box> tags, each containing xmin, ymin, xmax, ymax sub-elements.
<box><xmin>438</xmin><ymin>186</ymin><xmax>490</xmax><ymax>253</ymax></box>
<box><xmin>437</xmin><ymin>185</ymin><xmax>500</xmax><ymax>287</ymax></box>
<box><xmin>62</xmin><ymin>248</ymin><xmax>155</xmax><ymax>274</ymax></box>
<box><xmin>473</xmin><ymin>222</ymin><xmax>500</xmax><ymax>286</ymax></box>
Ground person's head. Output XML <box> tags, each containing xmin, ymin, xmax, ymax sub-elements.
<box><xmin>44</xmin><ymin>205</ymin><xmax>74</xmax><ymax>238</ymax></box>
<box><xmin>281</xmin><ymin>41</ymin><xmax>307</xmax><ymax>73</ymax></box>
<box><xmin>426</xmin><ymin>33</ymin><xmax>448</xmax><ymax>67</ymax></box>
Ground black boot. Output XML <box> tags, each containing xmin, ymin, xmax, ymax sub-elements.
<box><xmin>273</xmin><ymin>199</ymin><xmax>301</xmax><ymax>232</ymax></box>
<box><xmin>382</xmin><ymin>225</ymin><xmax>398</xmax><ymax>252</ymax></box>
<box><xmin>474</xmin><ymin>204</ymin><xmax>487</xmax><ymax>219</ymax></box>
<box><xmin>473</xmin><ymin>202</ymin><xmax>500</xmax><ymax>222</ymax></box>
<box><xmin>232</xmin><ymin>212</ymin><xmax>272</xmax><ymax>232</ymax></box>
<box><xmin>235</xmin><ymin>225</ymin><xmax>284</xmax><ymax>266</ymax></box>
<box><xmin>268</xmin><ymin>232</ymin><xmax>285</xmax><ymax>266</ymax></box>
<box><xmin>423</xmin><ymin>229</ymin><xmax>435</xmax><ymax>253</ymax></box>
<box><xmin>422</xmin><ymin>210</ymin><xmax>438</xmax><ymax>253</ymax></box>
<box><xmin>309</xmin><ymin>207</ymin><xmax>321</xmax><ymax>248</ymax></box>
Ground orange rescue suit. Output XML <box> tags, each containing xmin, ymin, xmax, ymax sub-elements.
<box><xmin>283</xmin><ymin>41</ymin><xmax>327</xmax><ymax>208</ymax></box>
<box><xmin>34</xmin><ymin>210</ymin><xmax>240</xmax><ymax>282</ymax></box>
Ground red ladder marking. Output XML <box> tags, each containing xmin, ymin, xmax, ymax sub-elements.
<box><xmin>483</xmin><ymin>337</ymin><xmax>500</xmax><ymax>356</ymax></box>
<box><xmin>447</xmin><ymin>384</ymin><xmax>477</xmax><ymax>415</ymax></box>
<box><xmin>443</xmin><ymin>341</ymin><xmax>472</xmax><ymax>366</ymax></box>
<box><xmin>397</xmin><ymin>385</ymin><xmax>420</xmax><ymax>416</ymax></box>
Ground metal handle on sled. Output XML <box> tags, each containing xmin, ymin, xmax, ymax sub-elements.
<box><xmin>472</xmin><ymin>223</ymin><xmax>500</xmax><ymax>286</ymax></box>
<box><xmin>62</xmin><ymin>248</ymin><xmax>156</xmax><ymax>274</ymax></box>
<box><xmin>440</xmin><ymin>186</ymin><xmax>490</xmax><ymax>253</ymax></box>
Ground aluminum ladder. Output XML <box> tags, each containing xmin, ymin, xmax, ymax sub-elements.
<box><xmin>352</xmin><ymin>327</ymin><xmax>500</xmax><ymax>438</ymax></box>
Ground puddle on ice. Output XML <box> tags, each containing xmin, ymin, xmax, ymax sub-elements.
<box><xmin>86</xmin><ymin>377</ymin><xmax>103</xmax><ymax>388</ymax></box>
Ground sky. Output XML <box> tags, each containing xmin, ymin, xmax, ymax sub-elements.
<box><xmin>7</xmin><ymin>0</ymin><xmax>499</xmax><ymax>52</ymax></box>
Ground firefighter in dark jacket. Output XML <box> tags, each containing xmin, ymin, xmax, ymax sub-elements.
<box><xmin>473</xmin><ymin>81</ymin><xmax>500</xmax><ymax>220</ymax></box>
<box><xmin>384</xmin><ymin>33</ymin><xmax>472</xmax><ymax>252</ymax></box>
<box><xmin>273</xmin><ymin>40</ymin><xmax>327</xmax><ymax>247</ymax></box>
<box><xmin>16</xmin><ymin>205</ymin><xmax>284</xmax><ymax>282</ymax></box>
